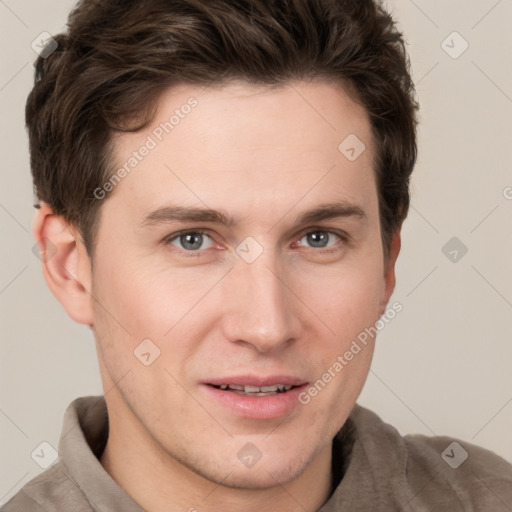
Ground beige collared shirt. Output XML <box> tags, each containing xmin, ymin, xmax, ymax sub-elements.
<box><xmin>2</xmin><ymin>396</ymin><xmax>511</xmax><ymax>511</ymax></box>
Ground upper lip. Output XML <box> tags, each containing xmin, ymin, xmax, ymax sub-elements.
<box><xmin>205</xmin><ymin>375</ymin><xmax>307</xmax><ymax>387</ymax></box>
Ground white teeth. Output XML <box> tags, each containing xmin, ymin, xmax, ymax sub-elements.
<box><xmin>218</xmin><ymin>383</ymin><xmax>295</xmax><ymax>394</ymax></box>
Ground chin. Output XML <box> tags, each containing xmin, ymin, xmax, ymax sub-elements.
<box><xmin>227</xmin><ymin>442</ymin><xmax>318</xmax><ymax>489</ymax></box>
<box><xmin>220</xmin><ymin>456</ymin><xmax>311</xmax><ymax>490</ymax></box>
<box><xmin>173</xmin><ymin>441</ymin><xmax>313</xmax><ymax>490</ymax></box>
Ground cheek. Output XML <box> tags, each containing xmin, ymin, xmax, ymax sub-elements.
<box><xmin>92</xmin><ymin>248</ymin><xmax>187</xmax><ymax>334</ymax></box>
<box><xmin>294</xmin><ymin>258</ymin><xmax>385</xmax><ymax>337</ymax></box>
<box><xmin>90</xmin><ymin>251</ymin><xmax>165</xmax><ymax>368</ymax></box>
<box><xmin>90</xmin><ymin>254</ymin><xmax>222</xmax><ymax>371</ymax></box>
<box><xmin>295</xmin><ymin>268</ymin><xmax>381</xmax><ymax>430</ymax></box>
<box><xmin>289</xmin><ymin>255</ymin><xmax>384</xmax><ymax>402</ymax></box>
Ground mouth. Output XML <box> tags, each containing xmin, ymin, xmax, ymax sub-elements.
<box><xmin>208</xmin><ymin>383</ymin><xmax>298</xmax><ymax>396</ymax></box>
<box><xmin>202</xmin><ymin>376</ymin><xmax>308</xmax><ymax>419</ymax></box>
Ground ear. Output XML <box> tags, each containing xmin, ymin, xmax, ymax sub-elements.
<box><xmin>33</xmin><ymin>203</ymin><xmax>94</xmax><ymax>325</ymax></box>
<box><xmin>378</xmin><ymin>227</ymin><xmax>402</xmax><ymax>316</ymax></box>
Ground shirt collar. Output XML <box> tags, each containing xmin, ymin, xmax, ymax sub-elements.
<box><xmin>58</xmin><ymin>395</ymin><xmax>144</xmax><ymax>512</ymax></box>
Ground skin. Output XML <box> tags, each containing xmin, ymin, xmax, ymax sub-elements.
<box><xmin>34</xmin><ymin>80</ymin><xmax>401</xmax><ymax>512</ymax></box>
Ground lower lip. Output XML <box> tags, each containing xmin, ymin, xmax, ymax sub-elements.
<box><xmin>202</xmin><ymin>384</ymin><xmax>308</xmax><ymax>420</ymax></box>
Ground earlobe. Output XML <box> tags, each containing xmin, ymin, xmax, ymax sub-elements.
<box><xmin>33</xmin><ymin>203</ymin><xmax>94</xmax><ymax>326</ymax></box>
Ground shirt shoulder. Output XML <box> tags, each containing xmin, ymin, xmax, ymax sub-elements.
<box><xmin>0</xmin><ymin>462</ymin><xmax>93</xmax><ymax>512</ymax></box>
<box><xmin>325</xmin><ymin>404</ymin><xmax>512</xmax><ymax>511</ymax></box>
<box><xmin>403</xmin><ymin>432</ymin><xmax>512</xmax><ymax>509</ymax></box>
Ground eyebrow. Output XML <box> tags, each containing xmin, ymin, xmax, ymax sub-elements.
<box><xmin>140</xmin><ymin>200</ymin><xmax>367</xmax><ymax>230</ymax></box>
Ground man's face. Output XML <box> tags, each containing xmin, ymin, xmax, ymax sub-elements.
<box><xmin>89</xmin><ymin>81</ymin><xmax>396</xmax><ymax>488</ymax></box>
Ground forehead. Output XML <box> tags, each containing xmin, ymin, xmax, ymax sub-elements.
<box><xmin>107</xmin><ymin>80</ymin><xmax>376</xmax><ymax>226</ymax></box>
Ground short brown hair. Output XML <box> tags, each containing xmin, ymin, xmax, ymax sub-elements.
<box><xmin>26</xmin><ymin>0</ymin><xmax>418</xmax><ymax>261</ymax></box>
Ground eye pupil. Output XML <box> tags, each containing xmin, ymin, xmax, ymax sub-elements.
<box><xmin>307</xmin><ymin>231</ymin><xmax>329</xmax><ymax>248</ymax></box>
<box><xmin>181</xmin><ymin>232</ymin><xmax>203</xmax><ymax>250</ymax></box>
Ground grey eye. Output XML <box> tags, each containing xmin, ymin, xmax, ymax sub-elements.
<box><xmin>300</xmin><ymin>231</ymin><xmax>340</xmax><ymax>248</ymax></box>
<box><xmin>170</xmin><ymin>232</ymin><xmax>213</xmax><ymax>251</ymax></box>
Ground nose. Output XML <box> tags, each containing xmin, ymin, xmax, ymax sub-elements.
<box><xmin>220</xmin><ymin>252</ymin><xmax>302</xmax><ymax>354</ymax></box>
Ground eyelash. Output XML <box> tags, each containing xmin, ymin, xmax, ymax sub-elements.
<box><xmin>163</xmin><ymin>228</ymin><xmax>350</xmax><ymax>258</ymax></box>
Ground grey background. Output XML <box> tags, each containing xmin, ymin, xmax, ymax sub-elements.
<box><xmin>1</xmin><ymin>0</ymin><xmax>511</xmax><ymax>504</ymax></box>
